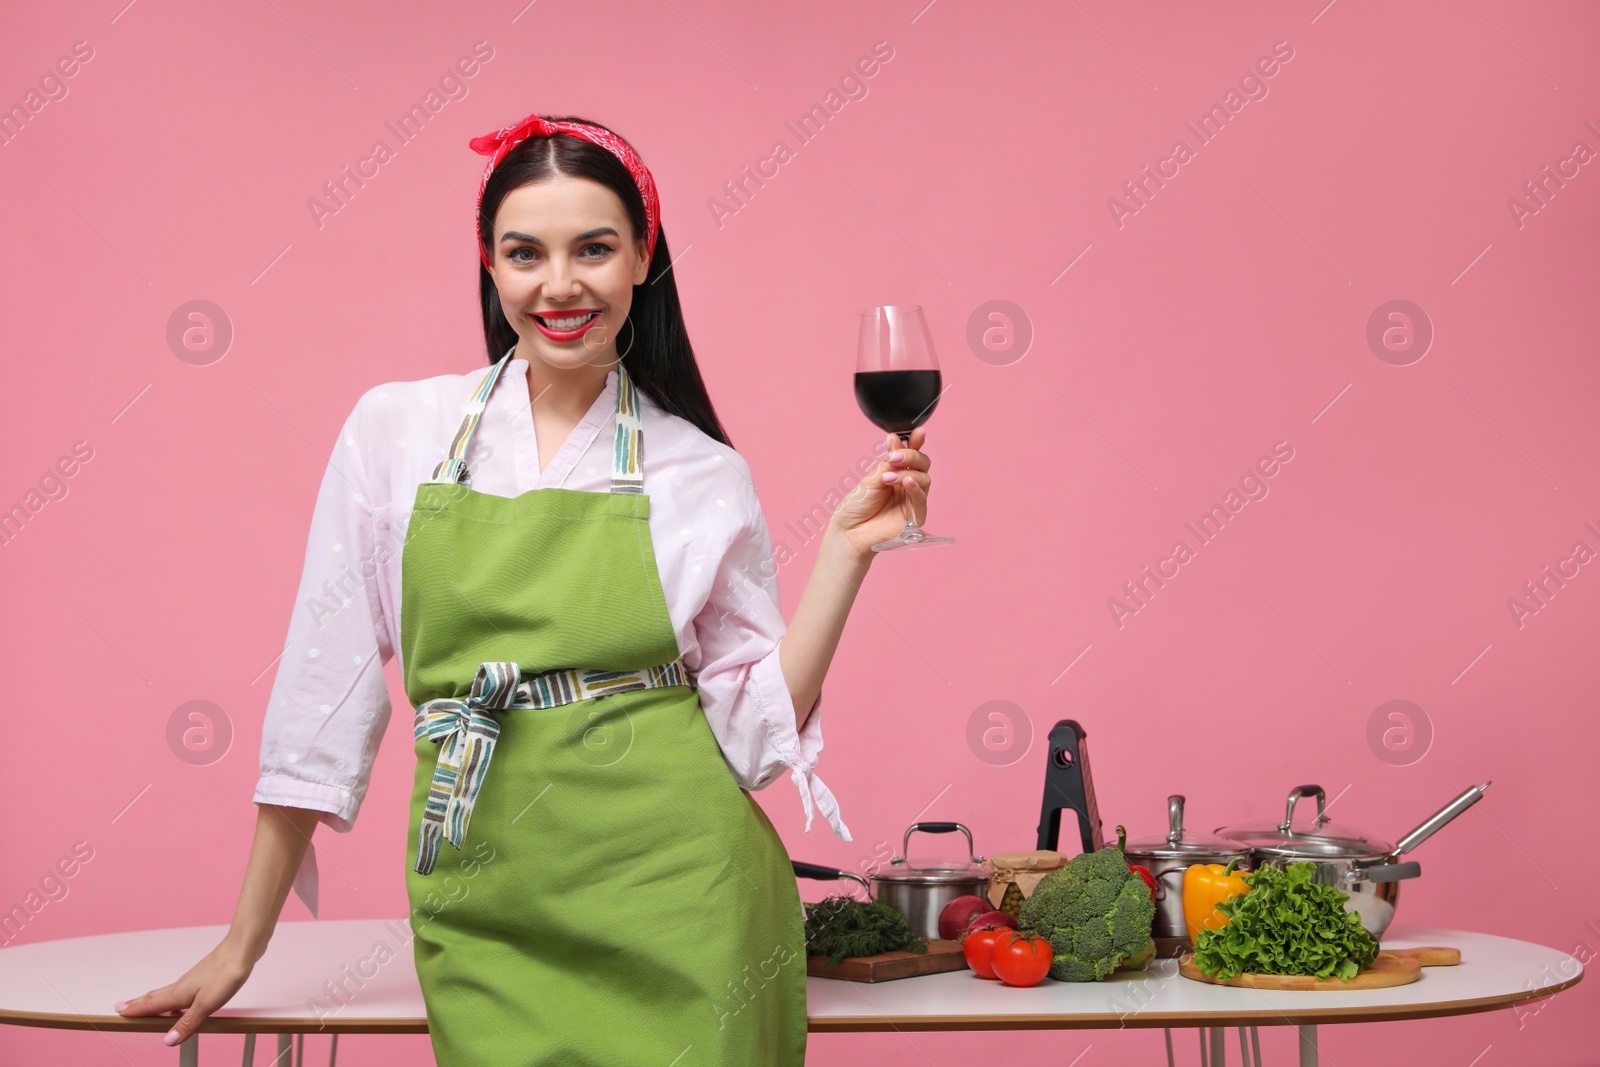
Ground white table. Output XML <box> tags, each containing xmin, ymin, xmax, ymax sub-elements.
<box><xmin>0</xmin><ymin>921</ymin><xmax>1581</xmax><ymax>1065</ymax></box>
<box><xmin>806</xmin><ymin>924</ymin><xmax>1584</xmax><ymax>1064</ymax></box>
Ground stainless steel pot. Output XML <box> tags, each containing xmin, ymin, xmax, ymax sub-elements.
<box><xmin>1216</xmin><ymin>781</ymin><xmax>1490</xmax><ymax>939</ymax></box>
<box><xmin>1123</xmin><ymin>795</ymin><xmax>1253</xmax><ymax>957</ymax></box>
<box><xmin>792</xmin><ymin>821</ymin><xmax>989</xmax><ymax>941</ymax></box>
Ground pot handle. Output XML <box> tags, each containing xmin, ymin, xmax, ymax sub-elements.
<box><xmin>1279</xmin><ymin>784</ymin><xmax>1328</xmax><ymax>833</ymax></box>
<box><xmin>791</xmin><ymin>861</ymin><xmax>873</xmax><ymax>900</ymax></box>
<box><xmin>895</xmin><ymin>821</ymin><xmax>984</xmax><ymax>867</ymax></box>
<box><xmin>1154</xmin><ymin>865</ymin><xmax>1186</xmax><ymax>902</ymax></box>
<box><xmin>1345</xmin><ymin>861</ymin><xmax>1422</xmax><ymax>885</ymax></box>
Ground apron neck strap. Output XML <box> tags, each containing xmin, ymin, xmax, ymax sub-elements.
<box><xmin>430</xmin><ymin>349</ymin><xmax>643</xmax><ymax>494</ymax></box>
<box><xmin>610</xmin><ymin>360</ymin><xmax>644</xmax><ymax>495</ymax></box>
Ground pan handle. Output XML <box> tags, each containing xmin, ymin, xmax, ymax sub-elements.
<box><xmin>791</xmin><ymin>861</ymin><xmax>873</xmax><ymax>900</ymax></box>
<box><xmin>1389</xmin><ymin>781</ymin><xmax>1492</xmax><ymax>858</ymax></box>
<box><xmin>1345</xmin><ymin>861</ymin><xmax>1422</xmax><ymax>884</ymax></box>
<box><xmin>792</xmin><ymin>861</ymin><xmax>845</xmax><ymax>880</ymax></box>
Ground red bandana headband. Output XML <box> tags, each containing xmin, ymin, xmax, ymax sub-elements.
<box><xmin>468</xmin><ymin>113</ymin><xmax>660</xmax><ymax>272</ymax></box>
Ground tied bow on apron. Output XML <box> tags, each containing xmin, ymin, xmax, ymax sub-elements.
<box><xmin>413</xmin><ymin>661</ymin><xmax>519</xmax><ymax>876</ymax></box>
<box><xmin>413</xmin><ymin>656</ymin><xmax>697</xmax><ymax>875</ymax></box>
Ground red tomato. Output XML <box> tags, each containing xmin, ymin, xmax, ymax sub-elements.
<box><xmin>961</xmin><ymin>927</ymin><xmax>1010</xmax><ymax>979</ymax></box>
<box><xmin>990</xmin><ymin>932</ymin><xmax>1053</xmax><ymax>987</ymax></box>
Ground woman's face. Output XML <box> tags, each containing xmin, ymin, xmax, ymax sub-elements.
<box><xmin>488</xmin><ymin>173</ymin><xmax>650</xmax><ymax>371</ymax></box>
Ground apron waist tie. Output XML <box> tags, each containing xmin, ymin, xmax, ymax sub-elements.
<box><xmin>413</xmin><ymin>658</ymin><xmax>695</xmax><ymax>875</ymax></box>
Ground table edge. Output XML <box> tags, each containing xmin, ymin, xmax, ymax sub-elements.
<box><xmin>0</xmin><ymin>972</ymin><xmax>1580</xmax><ymax>1036</ymax></box>
<box><xmin>0</xmin><ymin>1012</ymin><xmax>430</xmax><ymax>1036</ymax></box>
<box><xmin>804</xmin><ymin>972</ymin><xmax>1584</xmax><ymax>1032</ymax></box>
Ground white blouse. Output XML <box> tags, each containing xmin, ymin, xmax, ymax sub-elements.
<box><xmin>253</xmin><ymin>357</ymin><xmax>851</xmax><ymax>917</ymax></box>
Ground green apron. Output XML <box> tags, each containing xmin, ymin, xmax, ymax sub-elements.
<box><xmin>398</xmin><ymin>353</ymin><xmax>807</xmax><ymax>1065</ymax></box>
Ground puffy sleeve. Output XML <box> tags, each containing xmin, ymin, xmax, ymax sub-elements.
<box><xmin>689</xmin><ymin>474</ymin><xmax>851</xmax><ymax>842</ymax></box>
<box><xmin>252</xmin><ymin>395</ymin><xmax>395</xmax><ymax>917</ymax></box>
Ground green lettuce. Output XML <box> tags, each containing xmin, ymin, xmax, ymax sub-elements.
<box><xmin>1192</xmin><ymin>861</ymin><xmax>1379</xmax><ymax>980</ymax></box>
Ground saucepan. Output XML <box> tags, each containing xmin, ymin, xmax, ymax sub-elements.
<box><xmin>1123</xmin><ymin>795</ymin><xmax>1253</xmax><ymax>956</ymax></box>
<box><xmin>792</xmin><ymin>821</ymin><xmax>989</xmax><ymax>940</ymax></box>
<box><xmin>1214</xmin><ymin>781</ymin><xmax>1491</xmax><ymax>938</ymax></box>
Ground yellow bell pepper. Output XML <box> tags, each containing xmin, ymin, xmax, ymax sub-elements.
<box><xmin>1183</xmin><ymin>857</ymin><xmax>1250</xmax><ymax>941</ymax></box>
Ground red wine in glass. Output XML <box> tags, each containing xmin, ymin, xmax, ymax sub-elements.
<box><xmin>853</xmin><ymin>369</ymin><xmax>943</xmax><ymax>434</ymax></box>
<box><xmin>855</xmin><ymin>306</ymin><xmax>954</xmax><ymax>552</ymax></box>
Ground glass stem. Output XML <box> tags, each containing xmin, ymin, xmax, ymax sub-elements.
<box><xmin>895</xmin><ymin>431</ymin><xmax>919</xmax><ymax>531</ymax></box>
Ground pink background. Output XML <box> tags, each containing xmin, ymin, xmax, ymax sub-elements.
<box><xmin>3</xmin><ymin>0</ymin><xmax>1597</xmax><ymax>1063</ymax></box>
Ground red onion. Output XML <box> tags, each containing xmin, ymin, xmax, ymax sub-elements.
<box><xmin>937</xmin><ymin>895</ymin><xmax>992</xmax><ymax>940</ymax></box>
<box><xmin>961</xmin><ymin>910</ymin><xmax>1019</xmax><ymax>940</ymax></box>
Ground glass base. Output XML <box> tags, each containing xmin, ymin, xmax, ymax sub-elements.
<box><xmin>871</xmin><ymin>523</ymin><xmax>956</xmax><ymax>553</ymax></box>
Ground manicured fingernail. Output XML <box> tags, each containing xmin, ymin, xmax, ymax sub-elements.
<box><xmin>889</xmin><ymin>451</ymin><xmax>903</xmax><ymax>462</ymax></box>
<box><xmin>113</xmin><ymin>1001</ymin><xmax>128</xmax><ymax>1012</ymax></box>
<box><xmin>881</xmin><ymin>471</ymin><xmax>897</xmax><ymax>482</ymax></box>
<box><xmin>164</xmin><ymin>1030</ymin><xmax>181</xmax><ymax>1046</ymax></box>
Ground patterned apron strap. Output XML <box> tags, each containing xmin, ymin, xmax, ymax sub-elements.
<box><xmin>610</xmin><ymin>363</ymin><xmax>644</xmax><ymax>494</ymax></box>
<box><xmin>412</xmin><ymin>657</ymin><xmax>696</xmax><ymax>876</ymax></box>
<box><xmin>431</xmin><ymin>347</ymin><xmax>516</xmax><ymax>485</ymax></box>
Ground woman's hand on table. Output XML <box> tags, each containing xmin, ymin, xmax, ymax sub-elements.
<box><xmin>114</xmin><ymin>934</ymin><xmax>256</xmax><ymax>1047</ymax></box>
<box><xmin>828</xmin><ymin>427</ymin><xmax>934</xmax><ymax>561</ymax></box>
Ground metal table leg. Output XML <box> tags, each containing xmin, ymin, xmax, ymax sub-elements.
<box><xmin>1234</xmin><ymin>1026</ymin><xmax>1263</xmax><ymax>1066</ymax></box>
<box><xmin>173</xmin><ymin>1028</ymin><xmax>337</xmax><ymax>1067</ymax></box>
<box><xmin>1298</xmin><ymin>1023</ymin><xmax>1318</xmax><ymax>1066</ymax></box>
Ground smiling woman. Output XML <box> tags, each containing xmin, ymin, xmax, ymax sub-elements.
<box><xmin>119</xmin><ymin>110</ymin><xmax>938</xmax><ymax>1067</ymax></box>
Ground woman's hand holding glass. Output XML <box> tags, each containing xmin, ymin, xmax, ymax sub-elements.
<box><xmin>828</xmin><ymin>425</ymin><xmax>935</xmax><ymax>561</ymax></box>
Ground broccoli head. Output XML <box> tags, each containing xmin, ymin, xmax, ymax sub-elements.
<box><xmin>1017</xmin><ymin>833</ymin><xmax>1156</xmax><ymax>982</ymax></box>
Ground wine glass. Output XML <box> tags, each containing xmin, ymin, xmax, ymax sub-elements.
<box><xmin>854</xmin><ymin>305</ymin><xmax>954</xmax><ymax>552</ymax></box>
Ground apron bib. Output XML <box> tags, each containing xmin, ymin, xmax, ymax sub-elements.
<box><xmin>398</xmin><ymin>353</ymin><xmax>807</xmax><ymax>1066</ymax></box>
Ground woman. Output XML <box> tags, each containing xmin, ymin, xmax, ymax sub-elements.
<box><xmin>115</xmin><ymin>113</ymin><xmax>936</xmax><ymax>1064</ymax></box>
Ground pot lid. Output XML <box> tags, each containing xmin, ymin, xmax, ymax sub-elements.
<box><xmin>876</xmin><ymin>821</ymin><xmax>987</xmax><ymax>883</ymax></box>
<box><xmin>1214</xmin><ymin>784</ymin><xmax>1394</xmax><ymax>859</ymax></box>
<box><xmin>873</xmin><ymin>863</ymin><xmax>989</xmax><ymax>885</ymax></box>
<box><xmin>1123</xmin><ymin>795</ymin><xmax>1252</xmax><ymax>861</ymax></box>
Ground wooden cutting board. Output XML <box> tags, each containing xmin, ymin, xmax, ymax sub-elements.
<box><xmin>806</xmin><ymin>939</ymin><xmax>968</xmax><ymax>982</ymax></box>
<box><xmin>1178</xmin><ymin>945</ymin><xmax>1461</xmax><ymax>990</ymax></box>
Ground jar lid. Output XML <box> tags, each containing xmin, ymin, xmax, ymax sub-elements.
<box><xmin>1122</xmin><ymin>795</ymin><xmax>1252</xmax><ymax>861</ymax></box>
<box><xmin>985</xmin><ymin>850</ymin><xmax>1067</xmax><ymax>874</ymax></box>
